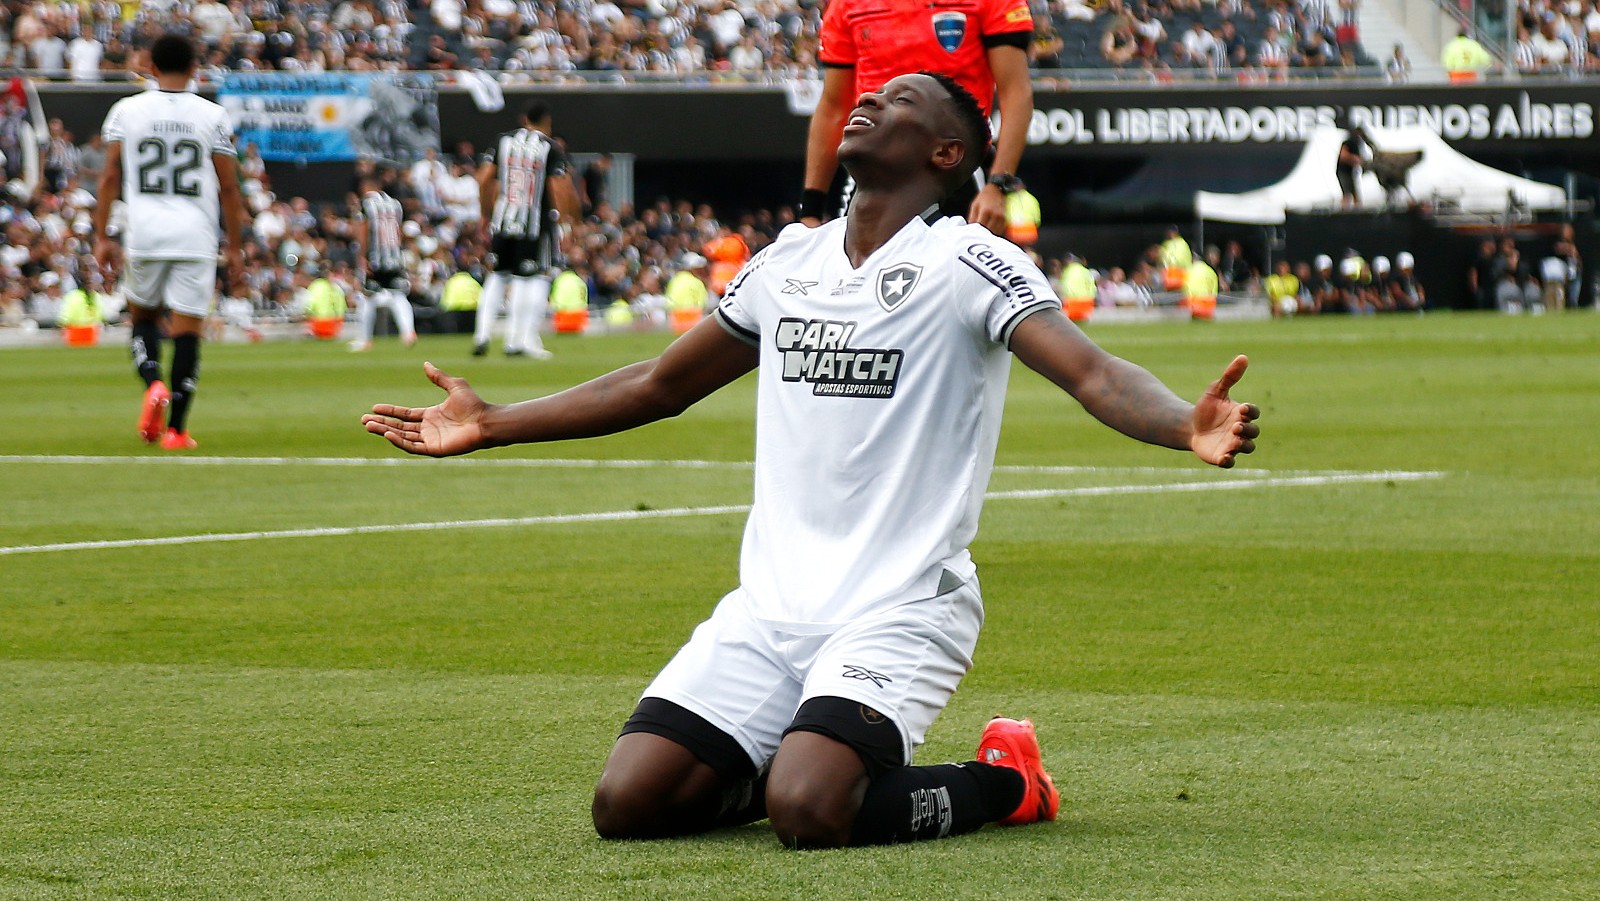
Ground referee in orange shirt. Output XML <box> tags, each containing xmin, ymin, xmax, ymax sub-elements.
<box><xmin>799</xmin><ymin>0</ymin><xmax>1036</xmax><ymax>236</ymax></box>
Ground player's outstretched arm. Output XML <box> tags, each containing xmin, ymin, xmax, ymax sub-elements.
<box><xmin>1008</xmin><ymin>308</ymin><xmax>1259</xmax><ymax>467</ymax></box>
<box><xmin>362</xmin><ymin>317</ymin><xmax>760</xmax><ymax>456</ymax></box>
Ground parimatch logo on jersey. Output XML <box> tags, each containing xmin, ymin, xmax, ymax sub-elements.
<box><xmin>775</xmin><ymin>317</ymin><xmax>903</xmax><ymax>398</ymax></box>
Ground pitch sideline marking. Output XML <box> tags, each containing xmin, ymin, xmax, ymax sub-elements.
<box><xmin>0</xmin><ymin>470</ymin><xmax>1442</xmax><ymax>557</ymax></box>
<box><xmin>1</xmin><ymin>453</ymin><xmax>1399</xmax><ymax>479</ymax></box>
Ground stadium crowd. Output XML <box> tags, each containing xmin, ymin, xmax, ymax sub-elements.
<box><xmin>5</xmin><ymin>110</ymin><xmax>1589</xmax><ymax>333</ymax></box>
<box><xmin>5</xmin><ymin>0</ymin><xmax>1593</xmax><ymax>80</ymax></box>
<box><xmin>0</xmin><ymin>117</ymin><xmax>791</xmax><ymax>333</ymax></box>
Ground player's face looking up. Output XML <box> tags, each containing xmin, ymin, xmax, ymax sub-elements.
<box><xmin>836</xmin><ymin>74</ymin><xmax>969</xmax><ymax>192</ymax></box>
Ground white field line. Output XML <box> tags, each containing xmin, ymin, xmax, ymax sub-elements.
<box><xmin>0</xmin><ymin>454</ymin><xmax>1393</xmax><ymax>479</ymax></box>
<box><xmin>0</xmin><ymin>454</ymin><xmax>756</xmax><ymax>470</ymax></box>
<box><xmin>0</xmin><ymin>469</ymin><xmax>1442</xmax><ymax>557</ymax></box>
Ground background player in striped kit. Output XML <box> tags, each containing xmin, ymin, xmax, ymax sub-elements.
<box><xmin>348</xmin><ymin>171</ymin><xmax>418</xmax><ymax>352</ymax></box>
<box><xmin>91</xmin><ymin>33</ymin><xmax>245</xmax><ymax>451</ymax></box>
<box><xmin>472</xmin><ymin>103</ymin><xmax>580</xmax><ymax>358</ymax></box>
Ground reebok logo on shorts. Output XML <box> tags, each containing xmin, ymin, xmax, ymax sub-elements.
<box><xmin>842</xmin><ymin>664</ymin><xmax>893</xmax><ymax>688</ymax></box>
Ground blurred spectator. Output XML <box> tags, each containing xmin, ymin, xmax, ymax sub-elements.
<box><xmin>1336</xmin><ymin>125</ymin><xmax>1367</xmax><ymax>210</ymax></box>
<box><xmin>1264</xmin><ymin>259</ymin><xmax>1300</xmax><ymax>317</ymax></box>
<box><xmin>67</xmin><ymin>31</ymin><xmax>104</xmax><ymax>81</ymax></box>
<box><xmin>1335</xmin><ymin>247</ymin><xmax>1375</xmax><ymax>313</ymax></box>
<box><xmin>1467</xmin><ymin>238</ymin><xmax>1498</xmax><ymax>310</ymax></box>
<box><xmin>1554</xmin><ymin>223</ymin><xmax>1583</xmax><ymax>307</ymax></box>
<box><xmin>1219</xmin><ymin>240</ymin><xmax>1253</xmax><ymax>291</ymax></box>
<box><xmin>1533</xmin><ymin>12</ymin><xmax>1571</xmax><ymax>70</ymax></box>
<box><xmin>1004</xmin><ymin>178</ymin><xmax>1041</xmax><ymax>248</ymax></box>
<box><xmin>701</xmin><ymin>225</ymin><xmax>749</xmax><ymax>297</ymax></box>
<box><xmin>1306</xmin><ymin>254</ymin><xmax>1337</xmax><ymax>312</ymax></box>
<box><xmin>1369</xmin><ymin>255</ymin><xmax>1393</xmax><ymax>310</ymax></box>
<box><xmin>1540</xmin><ymin>247</ymin><xmax>1570</xmax><ymax>311</ymax></box>
<box><xmin>1178</xmin><ymin>21</ymin><xmax>1221</xmax><ymax>71</ymax></box>
<box><xmin>1029</xmin><ymin>21</ymin><xmax>1064</xmax><ymax>69</ymax></box>
<box><xmin>439</xmin><ymin>157</ymin><xmax>480</xmax><ymax>225</ymax></box>
<box><xmin>1442</xmin><ymin>27</ymin><xmax>1494</xmax><ymax>81</ymax></box>
<box><xmin>1492</xmin><ymin>237</ymin><xmax>1540</xmax><ymax>313</ymax></box>
<box><xmin>43</xmin><ymin>119</ymin><xmax>79</xmax><ymax>192</ymax></box>
<box><xmin>408</xmin><ymin>147</ymin><xmax>448</xmax><ymax>220</ymax></box>
<box><xmin>1258</xmin><ymin>25</ymin><xmax>1290</xmax><ymax>79</ymax></box>
<box><xmin>1103</xmin><ymin>17</ymin><xmax>1140</xmax><ymax>66</ymax></box>
<box><xmin>1130</xmin><ymin>6</ymin><xmax>1167</xmax><ymax>62</ymax></box>
<box><xmin>1383</xmin><ymin>42</ymin><xmax>1410</xmax><ymax>83</ymax></box>
<box><xmin>1513</xmin><ymin>23</ymin><xmax>1541</xmax><ymax>73</ymax></box>
<box><xmin>1388</xmin><ymin>251</ymin><xmax>1424</xmax><ymax>311</ymax></box>
<box><xmin>1217</xmin><ymin>21</ymin><xmax>1249</xmax><ymax>71</ymax></box>
<box><xmin>581</xmin><ymin>152</ymin><xmax>613</xmax><ymax>216</ymax></box>
<box><xmin>1097</xmin><ymin>266</ymin><xmax>1143</xmax><ymax>307</ymax></box>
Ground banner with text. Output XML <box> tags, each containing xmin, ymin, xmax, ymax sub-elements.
<box><xmin>1026</xmin><ymin>85</ymin><xmax>1595</xmax><ymax>155</ymax></box>
<box><xmin>219</xmin><ymin>73</ymin><xmax>439</xmax><ymax>164</ymax></box>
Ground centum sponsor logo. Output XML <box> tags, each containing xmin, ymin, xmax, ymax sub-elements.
<box><xmin>965</xmin><ymin>244</ymin><xmax>1039</xmax><ymax>305</ymax></box>
<box><xmin>775</xmin><ymin>317</ymin><xmax>903</xmax><ymax>399</ymax></box>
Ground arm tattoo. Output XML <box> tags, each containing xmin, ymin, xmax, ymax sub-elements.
<box><xmin>1083</xmin><ymin>358</ymin><xmax>1194</xmax><ymax>450</ymax></box>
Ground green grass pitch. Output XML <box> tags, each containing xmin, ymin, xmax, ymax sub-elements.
<box><xmin>2</xmin><ymin>313</ymin><xmax>1597</xmax><ymax>899</ymax></box>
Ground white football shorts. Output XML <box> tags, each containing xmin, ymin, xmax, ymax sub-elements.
<box><xmin>126</xmin><ymin>258</ymin><xmax>216</xmax><ymax>319</ymax></box>
<box><xmin>640</xmin><ymin>570</ymin><xmax>984</xmax><ymax>770</ymax></box>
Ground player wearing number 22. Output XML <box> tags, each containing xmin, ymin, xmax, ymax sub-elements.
<box><xmin>92</xmin><ymin>33</ymin><xmax>246</xmax><ymax>451</ymax></box>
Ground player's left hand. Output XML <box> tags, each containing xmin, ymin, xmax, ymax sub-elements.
<box><xmin>968</xmin><ymin>184</ymin><xmax>1007</xmax><ymax>236</ymax></box>
<box><xmin>1188</xmin><ymin>355</ymin><xmax>1260</xmax><ymax>469</ymax></box>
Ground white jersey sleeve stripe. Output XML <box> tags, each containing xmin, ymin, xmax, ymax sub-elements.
<box><xmin>713</xmin><ymin>306</ymin><xmax>760</xmax><ymax>345</ymax></box>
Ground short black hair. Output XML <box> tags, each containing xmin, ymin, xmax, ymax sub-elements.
<box><xmin>149</xmin><ymin>34</ymin><xmax>198</xmax><ymax>75</ymax></box>
<box><xmin>523</xmin><ymin>102</ymin><xmax>551</xmax><ymax>126</ymax></box>
<box><xmin>918</xmin><ymin>71</ymin><xmax>991</xmax><ymax>183</ymax></box>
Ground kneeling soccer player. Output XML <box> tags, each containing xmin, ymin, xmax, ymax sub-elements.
<box><xmin>363</xmin><ymin>72</ymin><xmax>1261</xmax><ymax>848</ymax></box>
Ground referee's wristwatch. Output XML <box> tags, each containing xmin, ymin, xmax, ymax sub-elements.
<box><xmin>987</xmin><ymin>172</ymin><xmax>1022</xmax><ymax>194</ymax></box>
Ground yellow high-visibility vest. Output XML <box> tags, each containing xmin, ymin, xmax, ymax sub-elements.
<box><xmin>1185</xmin><ymin>261</ymin><xmax>1219</xmax><ymax>299</ymax></box>
<box><xmin>550</xmin><ymin>270</ymin><xmax>589</xmax><ymax>312</ymax></box>
<box><xmin>665</xmin><ymin>271</ymin><xmax>708</xmax><ymax>311</ymax></box>
<box><xmin>305</xmin><ymin>278</ymin><xmax>346</xmax><ymax>319</ymax></box>
<box><xmin>440</xmin><ymin>272</ymin><xmax>481</xmax><ymax>311</ymax></box>
<box><xmin>57</xmin><ymin>289</ymin><xmax>105</xmax><ymax>326</ymax></box>
<box><xmin>1005</xmin><ymin>190</ymin><xmax>1041</xmax><ymax>244</ymax></box>
<box><xmin>1060</xmin><ymin>262</ymin><xmax>1096</xmax><ymax>301</ymax></box>
<box><xmin>1160</xmin><ymin>236</ymin><xmax>1193</xmax><ymax>270</ymax></box>
<box><xmin>603</xmin><ymin>299</ymin><xmax>633</xmax><ymax>328</ymax></box>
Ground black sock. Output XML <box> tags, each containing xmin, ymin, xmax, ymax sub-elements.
<box><xmin>167</xmin><ymin>334</ymin><xmax>200</xmax><ymax>433</ymax></box>
<box><xmin>131</xmin><ymin>320</ymin><xmax>163</xmax><ymax>387</ymax></box>
<box><xmin>712</xmin><ymin>770</ymin><xmax>769</xmax><ymax>829</ymax></box>
<box><xmin>849</xmin><ymin>761</ymin><xmax>1024</xmax><ymax>845</ymax></box>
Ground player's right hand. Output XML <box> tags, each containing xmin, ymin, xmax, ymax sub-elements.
<box><xmin>93</xmin><ymin>238</ymin><xmax>121</xmax><ymax>281</ymax></box>
<box><xmin>223</xmin><ymin>247</ymin><xmax>245</xmax><ymax>287</ymax></box>
<box><xmin>362</xmin><ymin>362</ymin><xmax>488</xmax><ymax>457</ymax></box>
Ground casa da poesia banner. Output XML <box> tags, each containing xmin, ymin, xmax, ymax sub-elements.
<box><xmin>219</xmin><ymin>73</ymin><xmax>439</xmax><ymax>164</ymax></box>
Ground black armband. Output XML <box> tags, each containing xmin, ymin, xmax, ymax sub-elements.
<box><xmin>798</xmin><ymin>188</ymin><xmax>830</xmax><ymax>220</ymax></box>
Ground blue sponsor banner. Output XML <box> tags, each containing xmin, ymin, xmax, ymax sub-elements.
<box><xmin>219</xmin><ymin>73</ymin><xmax>438</xmax><ymax>163</ymax></box>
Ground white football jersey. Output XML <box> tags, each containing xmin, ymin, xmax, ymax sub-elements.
<box><xmin>102</xmin><ymin>90</ymin><xmax>235</xmax><ymax>261</ymax></box>
<box><xmin>714</xmin><ymin>217</ymin><xmax>1059</xmax><ymax>625</ymax></box>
